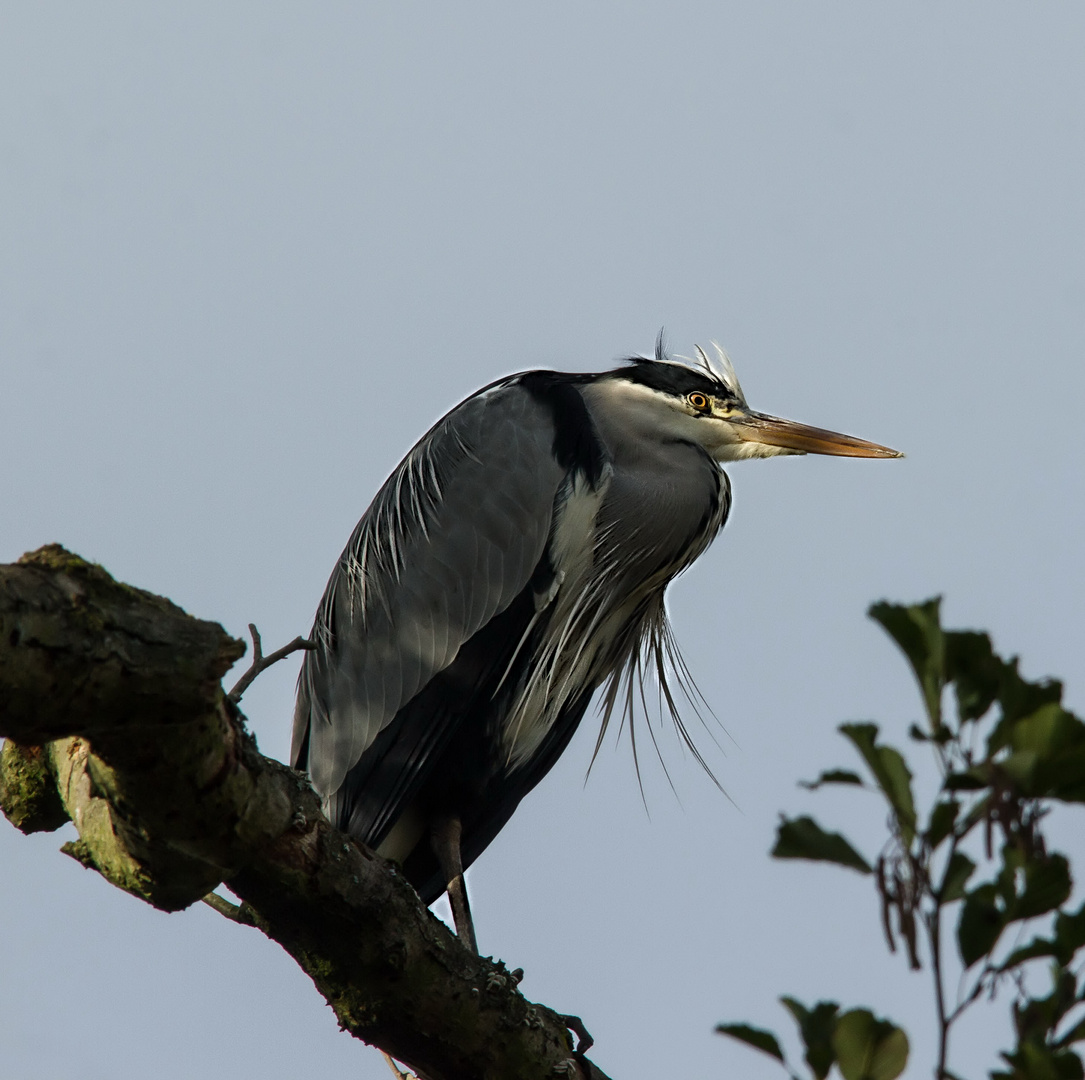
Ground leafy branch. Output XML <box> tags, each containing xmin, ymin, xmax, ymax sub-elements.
<box><xmin>720</xmin><ymin>598</ymin><xmax>1085</xmax><ymax>1080</ymax></box>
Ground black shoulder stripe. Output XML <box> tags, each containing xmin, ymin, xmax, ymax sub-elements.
<box><xmin>518</xmin><ymin>371</ymin><xmax>607</xmax><ymax>486</ymax></box>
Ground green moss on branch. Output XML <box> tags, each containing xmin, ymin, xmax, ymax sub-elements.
<box><xmin>0</xmin><ymin>740</ymin><xmax>68</xmax><ymax>833</ymax></box>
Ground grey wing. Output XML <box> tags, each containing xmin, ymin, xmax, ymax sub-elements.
<box><xmin>292</xmin><ymin>378</ymin><xmax>567</xmax><ymax>803</ymax></box>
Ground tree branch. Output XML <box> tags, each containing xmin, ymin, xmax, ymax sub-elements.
<box><xmin>0</xmin><ymin>545</ymin><xmax>612</xmax><ymax>1080</ymax></box>
<box><xmin>227</xmin><ymin>622</ymin><xmax>315</xmax><ymax>705</ymax></box>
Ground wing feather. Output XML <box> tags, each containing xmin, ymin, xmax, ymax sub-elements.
<box><xmin>293</xmin><ymin>380</ymin><xmax>567</xmax><ymax>804</ymax></box>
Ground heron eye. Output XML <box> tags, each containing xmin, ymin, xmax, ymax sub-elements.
<box><xmin>688</xmin><ymin>393</ymin><xmax>709</xmax><ymax>411</ymax></box>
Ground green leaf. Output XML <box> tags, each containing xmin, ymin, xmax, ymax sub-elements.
<box><xmin>1052</xmin><ymin>901</ymin><xmax>1085</xmax><ymax>963</ymax></box>
<box><xmin>869</xmin><ymin>1029</ymin><xmax>910</xmax><ymax>1080</ymax></box>
<box><xmin>831</xmin><ymin>1009</ymin><xmax>910</xmax><ymax>1080</ymax></box>
<box><xmin>781</xmin><ymin>998</ymin><xmax>840</xmax><ymax>1080</ymax></box>
<box><xmin>1001</xmin><ymin>706</ymin><xmax>1085</xmax><ymax>801</ymax></box>
<box><xmin>939</xmin><ymin>851</ymin><xmax>976</xmax><ymax>903</ymax></box>
<box><xmin>958</xmin><ymin>885</ymin><xmax>1006</xmax><ymax>967</ymax></box>
<box><xmin>1037</xmin><ymin>746</ymin><xmax>1085</xmax><ymax>804</ymax></box>
<box><xmin>800</xmin><ymin>769</ymin><xmax>865</xmax><ymax>791</ymax></box>
<box><xmin>1002</xmin><ymin>667</ymin><xmax>1065</xmax><ymax>727</ymax></box>
<box><xmin>926</xmin><ymin>800</ymin><xmax>960</xmax><ymax>848</ymax></box>
<box><xmin>1014</xmin><ymin>969</ymin><xmax>1081</xmax><ymax>1042</ymax></box>
<box><xmin>987</xmin><ymin>663</ymin><xmax>1065</xmax><ymax>755</ymax></box>
<box><xmin>944</xmin><ymin>629</ymin><xmax>1004</xmax><ymax>722</ymax></box>
<box><xmin>999</xmin><ymin>1043</ymin><xmax>1084</xmax><ymax>1080</ymax></box>
<box><xmin>773</xmin><ymin>816</ymin><xmax>873</xmax><ymax>875</ymax></box>
<box><xmin>944</xmin><ymin>769</ymin><xmax>988</xmax><ymax>791</ymax></box>
<box><xmin>999</xmin><ymin>934</ymin><xmax>1061</xmax><ymax>971</ymax></box>
<box><xmin>999</xmin><ymin>888</ymin><xmax>1085</xmax><ymax>968</ymax></box>
<box><xmin>839</xmin><ymin>724</ymin><xmax>918</xmax><ymax>845</ymax></box>
<box><xmin>1014</xmin><ymin>856</ymin><xmax>1073</xmax><ymax>922</ymax></box>
<box><xmin>908</xmin><ymin>721</ymin><xmax>954</xmax><ymax>744</ymax></box>
<box><xmin>1000</xmin><ymin>750</ymin><xmax>1043</xmax><ymax>792</ymax></box>
<box><xmin>715</xmin><ymin>1022</ymin><xmax>786</xmax><ymax>1064</ymax></box>
<box><xmin>869</xmin><ymin>598</ymin><xmax>944</xmax><ymax>729</ymax></box>
<box><xmin>1011</xmin><ymin>705</ymin><xmax>1085</xmax><ymax>757</ymax></box>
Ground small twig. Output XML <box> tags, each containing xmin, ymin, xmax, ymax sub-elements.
<box><xmin>227</xmin><ymin>623</ymin><xmax>315</xmax><ymax>704</ymax></box>
<box><xmin>877</xmin><ymin>855</ymin><xmax>897</xmax><ymax>954</ymax></box>
<box><xmin>927</xmin><ymin>903</ymin><xmax>951</xmax><ymax>1080</ymax></box>
<box><xmin>947</xmin><ymin>963</ymin><xmax>994</xmax><ymax>1026</ymax></box>
<box><xmin>201</xmin><ymin>891</ymin><xmax>255</xmax><ymax>925</ymax></box>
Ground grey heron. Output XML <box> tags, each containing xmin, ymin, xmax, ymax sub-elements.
<box><xmin>292</xmin><ymin>341</ymin><xmax>900</xmax><ymax>952</ymax></box>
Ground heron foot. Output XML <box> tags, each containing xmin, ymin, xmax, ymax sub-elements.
<box><xmin>558</xmin><ymin>1013</ymin><xmax>593</xmax><ymax>1053</ymax></box>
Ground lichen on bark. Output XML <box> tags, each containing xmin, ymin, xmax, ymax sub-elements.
<box><xmin>0</xmin><ymin>739</ymin><xmax>67</xmax><ymax>833</ymax></box>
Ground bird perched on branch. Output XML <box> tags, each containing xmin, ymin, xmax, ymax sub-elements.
<box><xmin>292</xmin><ymin>340</ymin><xmax>900</xmax><ymax>951</ymax></box>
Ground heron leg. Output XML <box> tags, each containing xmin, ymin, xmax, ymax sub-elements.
<box><xmin>430</xmin><ymin>815</ymin><xmax>478</xmax><ymax>954</ymax></box>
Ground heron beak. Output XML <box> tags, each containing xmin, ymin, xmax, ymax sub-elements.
<box><xmin>733</xmin><ymin>410</ymin><xmax>903</xmax><ymax>458</ymax></box>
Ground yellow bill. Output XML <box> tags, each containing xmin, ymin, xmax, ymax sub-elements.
<box><xmin>735</xmin><ymin>410</ymin><xmax>903</xmax><ymax>458</ymax></box>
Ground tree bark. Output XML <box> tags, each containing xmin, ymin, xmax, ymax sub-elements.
<box><xmin>0</xmin><ymin>545</ymin><xmax>612</xmax><ymax>1080</ymax></box>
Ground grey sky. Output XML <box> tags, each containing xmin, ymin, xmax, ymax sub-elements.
<box><xmin>2</xmin><ymin>4</ymin><xmax>1083</xmax><ymax>1078</ymax></box>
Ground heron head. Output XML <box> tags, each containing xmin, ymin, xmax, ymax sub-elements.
<box><xmin>604</xmin><ymin>342</ymin><xmax>902</xmax><ymax>464</ymax></box>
